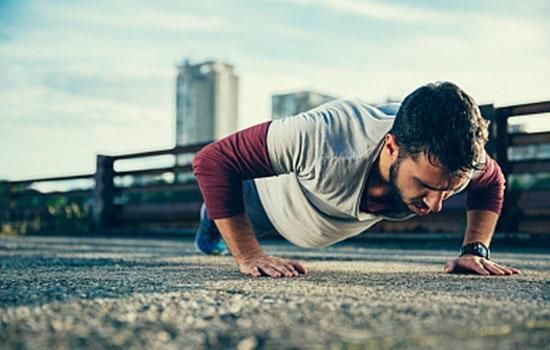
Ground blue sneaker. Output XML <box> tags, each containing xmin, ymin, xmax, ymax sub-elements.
<box><xmin>194</xmin><ymin>205</ymin><xmax>229</xmax><ymax>255</ymax></box>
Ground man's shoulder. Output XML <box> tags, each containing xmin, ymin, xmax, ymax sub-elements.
<box><xmin>267</xmin><ymin>98</ymin><xmax>398</xmax><ymax>153</ymax></box>
<box><xmin>330</xmin><ymin>99</ymin><xmax>400</xmax><ymax>121</ymax></box>
<box><xmin>305</xmin><ymin>98</ymin><xmax>397</xmax><ymax>124</ymax></box>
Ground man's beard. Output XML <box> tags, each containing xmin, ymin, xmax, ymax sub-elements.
<box><xmin>388</xmin><ymin>157</ymin><xmax>414</xmax><ymax>214</ymax></box>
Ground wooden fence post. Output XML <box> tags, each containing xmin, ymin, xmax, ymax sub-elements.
<box><xmin>493</xmin><ymin>107</ymin><xmax>516</xmax><ymax>232</ymax></box>
<box><xmin>495</xmin><ymin>108</ymin><xmax>510</xmax><ymax>177</ymax></box>
<box><xmin>479</xmin><ymin>104</ymin><xmax>497</xmax><ymax>157</ymax></box>
<box><xmin>480</xmin><ymin>104</ymin><xmax>517</xmax><ymax>232</ymax></box>
<box><xmin>92</xmin><ymin>155</ymin><xmax>115</xmax><ymax>230</ymax></box>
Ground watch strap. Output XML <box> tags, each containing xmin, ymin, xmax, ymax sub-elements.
<box><xmin>460</xmin><ymin>242</ymin><xmax>490</xmax><ymax>259</ymax></box>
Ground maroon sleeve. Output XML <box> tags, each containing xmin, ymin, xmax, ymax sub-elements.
<box><xmin>192</xmin><ymin>121</ymin><xmax>275</xmax><ymax>219</ymax></box>
<box><xmin>464</xmin><ymin>154</ymin><xmax>506</xmax><ymax>214</ymax></box>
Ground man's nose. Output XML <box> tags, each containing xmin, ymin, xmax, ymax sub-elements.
<box><xmin>423</xmin><ymin>191</ymin><xmax>444</xmax><ymax>213</ymax></box>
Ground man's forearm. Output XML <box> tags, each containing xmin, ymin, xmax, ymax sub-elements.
<box><xmin>463</xmin><ymin>209</ymin><xmax>499</xmax><ymax>247</ymax></box>
<box><xmin>214</xmin><ymin>213</ymin><xmax>264</xmax><ymax>263</ymax></box>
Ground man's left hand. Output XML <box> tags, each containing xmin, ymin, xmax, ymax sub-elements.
<box><xmin>444</xmin><ymin>254</ymin><xmax>521</xmax><ymax>276</ymax></box>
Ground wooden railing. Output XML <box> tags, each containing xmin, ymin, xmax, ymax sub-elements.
<box><xmin>92</xmin><ymin>143</ymin><xmax>208</xmax><ymax>232</ymax></box>
<box><xmin>1</xmin><ymin>101</ymin><xmax>549</xmax><ymax>236</ymax></box>
<box><xmin>2</xmin><ymin>173</ymin><xmax>95</xmax><ymax>234</ymax></box>
<box><xmin>490</xmin><ymin>101</ymin><xmax>550</xmax><ymax>233</ymax></box>
<box><xmin>1</xmin><ymin>143</ymin><xmax>208</xmax><ymax>235</ymax></box>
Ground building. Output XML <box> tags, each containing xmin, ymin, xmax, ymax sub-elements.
<box><xmin>176</xmin><ymin>60</ymin><xmax>239</xmax><ymax>146</ymax></box>
<box><xmin>271</xmin><ymin>91</ymin><xmax>336</xmax><ymax>120</ymax></box>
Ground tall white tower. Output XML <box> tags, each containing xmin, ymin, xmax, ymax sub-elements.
<box><xmin>176</xmin><ymin>60</ymin><xmax>239</xmax><ymax>145</ymax></box>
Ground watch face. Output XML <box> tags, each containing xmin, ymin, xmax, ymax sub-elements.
<box><xmin>477</xmin><ymin>246</ymin><xmax>486</xmax><ymax>256</ymax></box>
<box><xmin>480</xmin><ymin>246</ymin><xmax>490</xmax><ymax>259</ymax></box>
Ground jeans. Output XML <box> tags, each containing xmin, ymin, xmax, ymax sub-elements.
<box><xmin>198</xmin><ymin>179</ymin><xmax>278</xmax><ymax>238</ymax></box>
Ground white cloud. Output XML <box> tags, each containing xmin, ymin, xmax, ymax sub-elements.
<box><xmin>281</xmin><ymin>0</ymin><xmax>458</xmax><ymax>23</ymax></box>
<box><xmin>2</xmin><ymin>0</ymin><xmax>548</xmax><ymax>180</ymax></box>
<box><xmin>0</xmin><ymin>63</ymin><xmax>170</xmax><ymax>125</ymax></box>
<box><xmin>322</xmin><ymin>0</ymin><xmax>447</xmax><ymax>23</ymax></box>
<box><xmin>33</xmin><ymin>2</ymin><xmax>228</xmax><ymax>33</ymax></box>
<box><xmin>236</xmin><ymin>14</ymin><xmax>549</xmax><ymax>126</ymax></box>
<box><xmin>0</xmin><ymin>59</ymin><xmax>174</xmax><ymax>181</ymax></box>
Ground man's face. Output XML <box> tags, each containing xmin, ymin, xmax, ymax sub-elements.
<box><xmin>388</xmin><ymin>152</ymin><xmax>467</xmax><ymax>216</ymax></box>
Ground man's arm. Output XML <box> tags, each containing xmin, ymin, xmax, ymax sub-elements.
<box><xmin>444</xmin><ymin>210</ymin><xmax>520</xmax><ymax>275</ymax></box>
<box><xmin>444</xmin><ymin>155</ymin><xmax>520</xmax><ymax>275</ymax></box>
<box><xmin>215</xmin><ymin>214</ymin><xmax>306</xmax><ymax>277</ymax></box>
<box><xmin>463</xmin><ymin>209</ymin><xmax>498</xmax><ymax>248</ymax></box>
<box><xmin>192</xmin><ymin>121</ymin><xmax>307</xmax><ymax>278</ymax></box>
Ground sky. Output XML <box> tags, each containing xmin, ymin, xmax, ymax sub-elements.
<box><xmin>1</xmin><ymin>0</ymin><xmax>549</xmax><ymax>181</ymax></box>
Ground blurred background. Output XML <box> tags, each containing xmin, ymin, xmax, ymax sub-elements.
<box><xmin>1</xmin><ymin>0</ymin><xmax>549</xmax><ymax>236</ymax></box>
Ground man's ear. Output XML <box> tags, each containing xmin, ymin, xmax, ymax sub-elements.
<box><xmin>385</xmin><ymin>133</ymin><xmax>400</xmax><ymax>160</ymax></box>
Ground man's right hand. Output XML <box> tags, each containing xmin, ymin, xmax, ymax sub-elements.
<box><xmin>213</xmin><ymin>214</ymin><xmax>307</xmax><ymax>278</ymax></box>
<box><xmin>239</xmin><ymin>255</ymin><xmax>308</xmax><ymax>278</ymax></box>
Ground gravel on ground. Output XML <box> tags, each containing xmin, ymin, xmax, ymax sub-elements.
<box><xmin>0</xmin><ymin>235</ymin><xmax>548</xmax><ymax>349</ymax></box>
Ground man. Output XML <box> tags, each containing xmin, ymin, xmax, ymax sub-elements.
<box><xmin>192</xmin><ymin>82</ymin><xmax>521</xmax><ymax>278</ymax></box>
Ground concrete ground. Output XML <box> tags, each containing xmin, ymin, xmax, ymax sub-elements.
<box><xmin>0</xmin><ymin>235</ymin><xmax>548</xmax><ymax>350</ymax></box>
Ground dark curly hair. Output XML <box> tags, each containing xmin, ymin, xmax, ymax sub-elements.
<box><xmin>390</xmin><ymin>82</ymin><xmax>489</xmax><ymax>175</ymax></box>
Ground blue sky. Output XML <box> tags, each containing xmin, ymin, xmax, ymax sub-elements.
<box><xmin>1</xmin><ymin>0</ymin><xmax>549</xmax><ymax>180</ymax></box>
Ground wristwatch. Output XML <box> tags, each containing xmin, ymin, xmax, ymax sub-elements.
<box><xmin>460</xmin><ymin>242</ymin><xmax>490</xmax><ymax>260</ymax></box>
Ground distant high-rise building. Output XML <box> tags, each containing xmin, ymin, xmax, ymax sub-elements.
<box><xmin>271</xmin><ymin>91</ymin><xmax>336</xmax><ymax>120</ymax></box>
<box><xmin>176</xmin><ymin>60</ymin><xmax>239</xmax><ymax>146</ymax></box>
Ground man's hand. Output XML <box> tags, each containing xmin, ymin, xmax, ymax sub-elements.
<box><xmin>444</xmin><ymin>254</ymin><xmax>521</xmax><ymax>276</ymax></box>
<box><xmin>213</xmin><ymin>214</ymin><xmax>308</xmax><ymax>278</ymax></box>
<box><xmin>239</xmin><ymin>254</ymin><xmax>308</xmax><ymax>278</ymax></box>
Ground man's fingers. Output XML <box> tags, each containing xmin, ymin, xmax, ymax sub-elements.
<box><xmin>239</xmin><ymin>256</ymin><xmax>308</xmax><ymax>278</ymax></box>
<box><xmin>249</xmin><ymin>266</ymin><xmax>262</xmax><ymax>277</ymax></box>
<box><xmin>282</xmin><ymin>262</ymin><xmax>300</xmax><ymax>276</ymax></box>
<box><xmin>290</xmin><ymin>260</ymin><xmax>308</xmax><ymax>274</ymax></box>
<box><xmin>245</xmin><ymin>264</ymin><xmax>285</xmax><ymax>278</ymax></box>
<box><xmin>240</xmin><ymin>265</ymin><xmax>262</xmax><ymax>277</ymax></box>
<box><xmin>443</xmin><ymin>260</ymin><xmax>456</xmax><ymax>273</ymax></box>
<box><xmin>487</xmin><ymin>261</ymin><xmax>513</xmax><ymax>275</ymax></box>
<box><xmin>495</xmin><ymin>263</ymin><xmax>521</xmax><ymax>275</ymax></box>
<box><xmin>467</xmin><ymin>261</ymin><xmax>490</xmax><ymax>275</ymax></box>
<box><xmin>481</xmin><ymin>260</ymin><xmax>506</xmax><ymax>275</ymax></box>
<box><xmin>259</xmin><ymin>265</ymin><xmax>283</xmax><ymax>278</ymax></box>
<box><xmin>272</xmin><ymin>258</ymin><xmax>307</xmax><ymax>277</ymax></box>
<box><xmin>490</xmin><ymin>262</ymin><xmax>521</xmax><ymax>275</ymax></box>
<box><xmin>269</xmin><ymin>262</ymin><xmax>294</xmax><ymax>278</ymax></box>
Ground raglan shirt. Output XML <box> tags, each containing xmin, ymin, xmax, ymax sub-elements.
<box><xmin>192</xmin><ymin>99</ymin><xmax>505</xmax><ymax>248</ymax></box>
